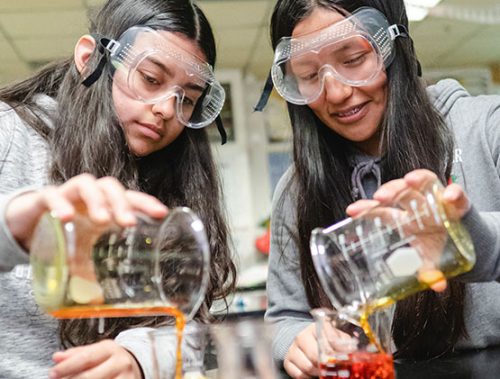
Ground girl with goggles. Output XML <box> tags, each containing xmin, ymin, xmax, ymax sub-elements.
<box><xmin>261</xmin><ymin>1</ymin><xmax>500</xmax><ymax>378</ymax></box>
<box><xmin>0</xmin><ymin>1</ymin><xmax>235</xmax><ymax>379</ymax></box>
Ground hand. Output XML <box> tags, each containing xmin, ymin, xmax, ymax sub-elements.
<box><xmin>346</xmin><ymin>169</ymin><xmax>471</xmax><ymax>292</ymax></box>
<box><xmin>404</xmin><ymin>170</ymin><xmax>470</xmax><ymax>221</ymax></box>
<box><xmin>50</xmin><ymin>340</ymin><xmax>143</xmax><ymax>379</ymax></box>
<box><xmin>284</xmin><ymin>324</ymin><xmax>319</xmax><ymax>379</ymax></box>
<box><xmin>284</xmin><ymin>323</ymin><xmax>354</xmax><ymax>379</ymax></box>
<box><xmin>6</xmin><ymin>173</ymin><xmax>168</xmax><ymax>250</ymax></box>
<box><xmin>346</xmin><ymin>169</ymin><xmax>470</xmax><ymax>220</ymax></box>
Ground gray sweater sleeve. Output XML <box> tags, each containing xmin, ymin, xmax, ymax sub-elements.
<box><xmin>460</xmin><ymin>207</ymin><xmax>500</xmax><ymax>282</ymax></box>
<box><xmin>115</xmin><ymin>323</ymin><xmax>204</xmax><ymax>379</ymax></box>
<box><xmin>430</xmin><ymin>79</ymin><xmax>500</xmax><ymax>282</ymax></box>
<box><xmin>265</xmin><ymin>169</ymin><xmax>313</xmax><ymax>366</ymax></box>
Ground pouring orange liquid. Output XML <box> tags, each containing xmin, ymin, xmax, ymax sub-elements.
<box><xmin>51</xmin><ymin>305</ymin><xmax>186</xmax><ymax>379</ymax></box>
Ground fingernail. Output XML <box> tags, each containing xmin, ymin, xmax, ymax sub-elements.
<box><xmin>443</xmin><ymin>189</ymin><xmax>458</xmax><ymax>201</ymax></box>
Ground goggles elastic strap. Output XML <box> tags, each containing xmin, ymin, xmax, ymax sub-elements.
<box><xmin>82</xmin><ymin>35</ymin><xmax>114</xmax><ymax>87</ymax></box>
<box><xmin>254</xmin><ymin>71</ymin><xmax>274</xmax><ymax>112</ymax></box>
<box><xmin>388</xmin><ymin>24</ymin><xmax>409</xmax><ymax>40</ymax></box>
<box><xmin>386</xmin><ymin>25</ymin><xmax>422</xmax><ymax>77</ymax></box>
<box><xmin>216</xmin><ymin>116</ymin><xmax>227</xmax><ymax>145</ymax></box>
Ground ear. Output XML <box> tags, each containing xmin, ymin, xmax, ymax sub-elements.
<box><xmin>74</xmin><ymin>35</ymin><xmax>97</xmax><ymax>74</ymax></box>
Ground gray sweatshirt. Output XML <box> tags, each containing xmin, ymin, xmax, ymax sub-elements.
<box><xmin>0</xmin><ymin>96</ymin><xmax>176</xmax><ymax>379</ymax></box>
<box><xmin>265</xmin><ymin>79</ymin><xmax>500</xmax><ymax>365</ymax></box>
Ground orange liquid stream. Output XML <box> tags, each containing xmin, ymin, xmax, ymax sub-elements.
<box><xmin>51</xmin><ymin>306</ymin><xmax>186</xmax><ymax>379</ymax></box>
<box><xmin>359</xmin><ymin>312</ymin><xmax>384</xmax><ymax>353</ymax></box>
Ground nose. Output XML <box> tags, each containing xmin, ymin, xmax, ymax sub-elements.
<box><xmin>322</xmin><ymin>73</ymin><xmax>354</xmax><ymax>104</ymax></box>
<box><xmin>151</xmin><ymin>96</ymin><xmax>177</xmax><ymax>121</ymax></box>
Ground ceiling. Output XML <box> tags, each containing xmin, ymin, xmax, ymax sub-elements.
<box><xmin>0</xmin><ymin>0</ymin><xmax>499</xmax><ymax>84</ymax></box>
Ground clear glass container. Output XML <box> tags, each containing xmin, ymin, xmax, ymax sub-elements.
<box><xmin>30</xmin><ymin>207</ymin><xmax>210</xmax><ymax>320</ymax></box>
<box><xmin>311</xmin><ymin>308</ymin><xmax>394</xmax><ymax>379</ymax></box>
<box><xmin>210</xmin><ymin>318</ymin><xmax>278</xmax><ymax>379</ymax></box>
<box><xmin>310</xmin><ymin>178</ymin><xmax>475</xmax><ymax>322</ymax></box>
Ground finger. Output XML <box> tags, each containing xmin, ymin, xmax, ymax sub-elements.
<box><xmin>288</xmin><ymin>345</ymin><xmax>318</xmax><ymax>377</ymax></box>
<box><xmin>418</xmin><ymin>269</ymin><xmax>447</xmax><ymax>292</ymax></box>
<box><xmin>5</xmin><ymin>189</ymin><xmax>75</xmax><ymax>250</ymax></box>
<box><xmin>50</xmin><ymin>345</ymin><xmax>109</xmax><ymax>378</ymax></box>
<box><xmin>324</xmin><ymin>326</ymin><xmax>357</xmax><ymax>353</ymax></box>
<box><xmin>125</xmin><ymin>191</ymin><xmax>168</xmax><ymax>219</ymax></box>
<box><xmin>430</xmin><ymin>279</ymin><xmax>448</xmax><ymax>292</ymax></box>
<box><xmin>295</xmin><ymin>339</ymin><xmax>319</xmax><ymax>373</ymax></box>
<box><xmin>442</xmin><ymin>183</ymin><xmax>470</xmax><ymax>219</ymax></box>
<box><xmin>96</xmin><ymin>177</ymin><xmax>137</xmax><ymax>226</ymax></box>
<box><xmin>284</xmin><ymin>359</ymin><xmax>312</xmax><ymax>379</ymax></box>
<box><xmin>404</xmin><ymin>169</ymin><xmax>438</xmax><ymax>189</ymax></box>
<box><xmin>38</xmin><ymin>187</ymin><xmax>76</xmax><ymax>222</ymax></box>
<box><xmin>59</xmin><ymin>174</ymin><xmax>111</xmax><ymax>224</ymax></box>
<box><xmin>372</xmin><ymin>179</ymin><xmax>407</xmax><ymax>204</ymax></box>
<box><xmin>346</xmin><ymin>200</ymin><xmax>380</xmax><ymax>217</ymax></box>
<box><xmin>63</xmin><ymin>356</ymin><xmax>128</xmax><ymax>379</ymax></box>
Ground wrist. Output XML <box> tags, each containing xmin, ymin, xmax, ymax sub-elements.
<box><xmin>126</xmin><ymin>349</ymin><xmax>145</xmax><ymax>379</ymax></box>
<box><xmin>5</xmin><ymin>191</ymin><xmax>44</xmax><ymax>250</ymax></box>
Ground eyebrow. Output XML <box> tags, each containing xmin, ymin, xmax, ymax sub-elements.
<box><xmin>146</xmin><ymin>56</ymin><xmax>205</xmax><ymax>93</ymax></box>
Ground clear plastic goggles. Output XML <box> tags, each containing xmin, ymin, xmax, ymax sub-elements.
<box><xmin>105</xmin><ymin>26</ymin><xmax>225</xmax><ymax>129</ymax></box>
<box><xmin>271</xmin><ymin>7</ymin><xmax>406</xmax><ymax>105</ymax></box>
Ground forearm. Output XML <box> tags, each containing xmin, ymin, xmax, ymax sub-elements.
<box><xmin>0</xmin><ymin>189</ymin><xmax>38</xmax><ymax>270</ymax></box>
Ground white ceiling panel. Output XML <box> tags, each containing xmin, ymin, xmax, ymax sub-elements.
<box><xmin>0</xmin><ymin>10</ymin><xmax>88</xmax><ymax>38</ymax></box>
<box><xmin>0</xmin><ymin>0</ymin><xmax>498</xmax><ymax>85</ymax></box>
<box><xmin>0</xmin><ymin>62</ymin><xmax>30</xmax><ymax>83</ymax></box>
<box><xmin>436</xmin><ymin>25</ymin><xmax>500</xmax><ymax>67</ymax></box>
<box><xmin>201</xmin><ymin>0</ymin><xmax>270</xmax><ymax>29</ymax></box>
<box><xmin>14</xmin><ymin>37</ymin><xmax>77</xmax><ymax>63</ymax></box>
<box><xmin>242</xmin><ymin>31</ymin><xmax>273</xmax><ymax>79</ymax></box>
<box><xmin>0</xmin><ymin>0</ymin><xmax>84</xmax><ymax>12</ymax></box>
<box><xmin>0</xmin><ymin>35</ymin><xmax>20</xmax><ymax>63</ymax></box>
<box><xmin>410</xmin><ymin>15</ymin><xmax>493</xmax><ymax>68</ymax></box>
<box><xmin>84</xmin><ymin>0</ymin><xmax>106</xmax><ymax>8</ymax></box>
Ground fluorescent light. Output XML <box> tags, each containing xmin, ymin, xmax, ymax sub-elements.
<box><xmin>406</xmin><ymin>4</ymin><xmax>430</xmax><ymax>21</ymax></box>
<box><xmin>406</xmin><ymin>0</ymin><xmax>442</xmax><ymax>7</ymax></box>
<box><xmin>404</xmin><ymin>0</ymin><xmax>443</xmax><ymax>21</ymax></box>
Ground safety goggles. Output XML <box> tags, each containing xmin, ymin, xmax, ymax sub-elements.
<box><xmin>255</xmin><ymin>7</ymin><xmax>408</xmax><ymax>110</ymax></box>
<box><xmin>83</xmin><ymin>26</ymin><xmax>227</xmax><ymax>142</ymax></box>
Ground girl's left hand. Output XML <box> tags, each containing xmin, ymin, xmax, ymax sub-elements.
<box><xmin>346</xmin><ymin>169</ymin><xmax>471</xmax><ymax>293</ymax></box>
<box><xmin>346</xmin><ymin>169</ymin><xmax>471</xmax><ymax>220</ymax></box>
<box><xmin>50</xmin><ymin>340</ymin><xmax>142</xmax><ymax>379</ymax></box>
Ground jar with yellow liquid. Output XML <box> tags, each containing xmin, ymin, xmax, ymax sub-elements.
<box><xmin>310</xmin><ymin>177</ymin><xmax>475</xmax><ymax>323</ymax></box>
<box><xmin>30</xmin><ymin>207</ymin><xmax>210</xmax><ymax>320</ymax></box>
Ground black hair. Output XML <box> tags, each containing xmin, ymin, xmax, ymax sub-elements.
<box><xmin>271</xmin><ymin>0</ymin><xmax>464</xmax><ymax>359</ymax></box>
<box><xmin>0</xmin><ymin>0</ymin><xmax>236</xmax><ymax>347</ymax></box>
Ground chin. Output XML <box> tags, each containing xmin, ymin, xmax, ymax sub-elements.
<box><xmin>129</xmin><ymin>146</ymin><xmax>153</xmax><ymax>158</ymax></box>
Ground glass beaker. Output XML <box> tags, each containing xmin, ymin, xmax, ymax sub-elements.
<box><xmin>30</xmin><ymin>207</ymin><xmax>210</xmax><ymax>320</ymax></box>
<box><xmin>311</xmin><ymin>308</ymin><xmax>394</xmax><ymax>379</ymax></box>
<box><xmin>148</xmin><ymin>323</ymin><xmax>209</xmax><ymax>379</ymax></box>
<box><xmin>310</xmin><ymin>177</ymin><xmax>475</xmax><ymax>322</ymax></box>
<box><xmin>210</xmin><ymin>318</ymin><xmax>278</xmax><ymax>379</ymax></box>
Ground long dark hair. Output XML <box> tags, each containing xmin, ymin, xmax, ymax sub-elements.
<box><xmin>0</xmin><ymin>0</ymin><xmax>236</xmax><ymax>347</ymax></box>
<box><xmin>270</xmin><ymin>0</ymin><xmax>464</xmax><ymax>359</ymax></box>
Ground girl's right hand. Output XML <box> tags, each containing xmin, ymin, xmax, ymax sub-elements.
<box><xmin>284</xmin><ymin>323</ymin><xmax>353</xmax><ymax>379</ymax></box>
<box><xmin>284</xmin><ymin>324</ymin><xmax>319</xmax><ymax>379</ymax></box>
<box><xmin>5</xmin><ymin>173</ymin><xmax>168</xmax><ymax>250</ymax></box>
